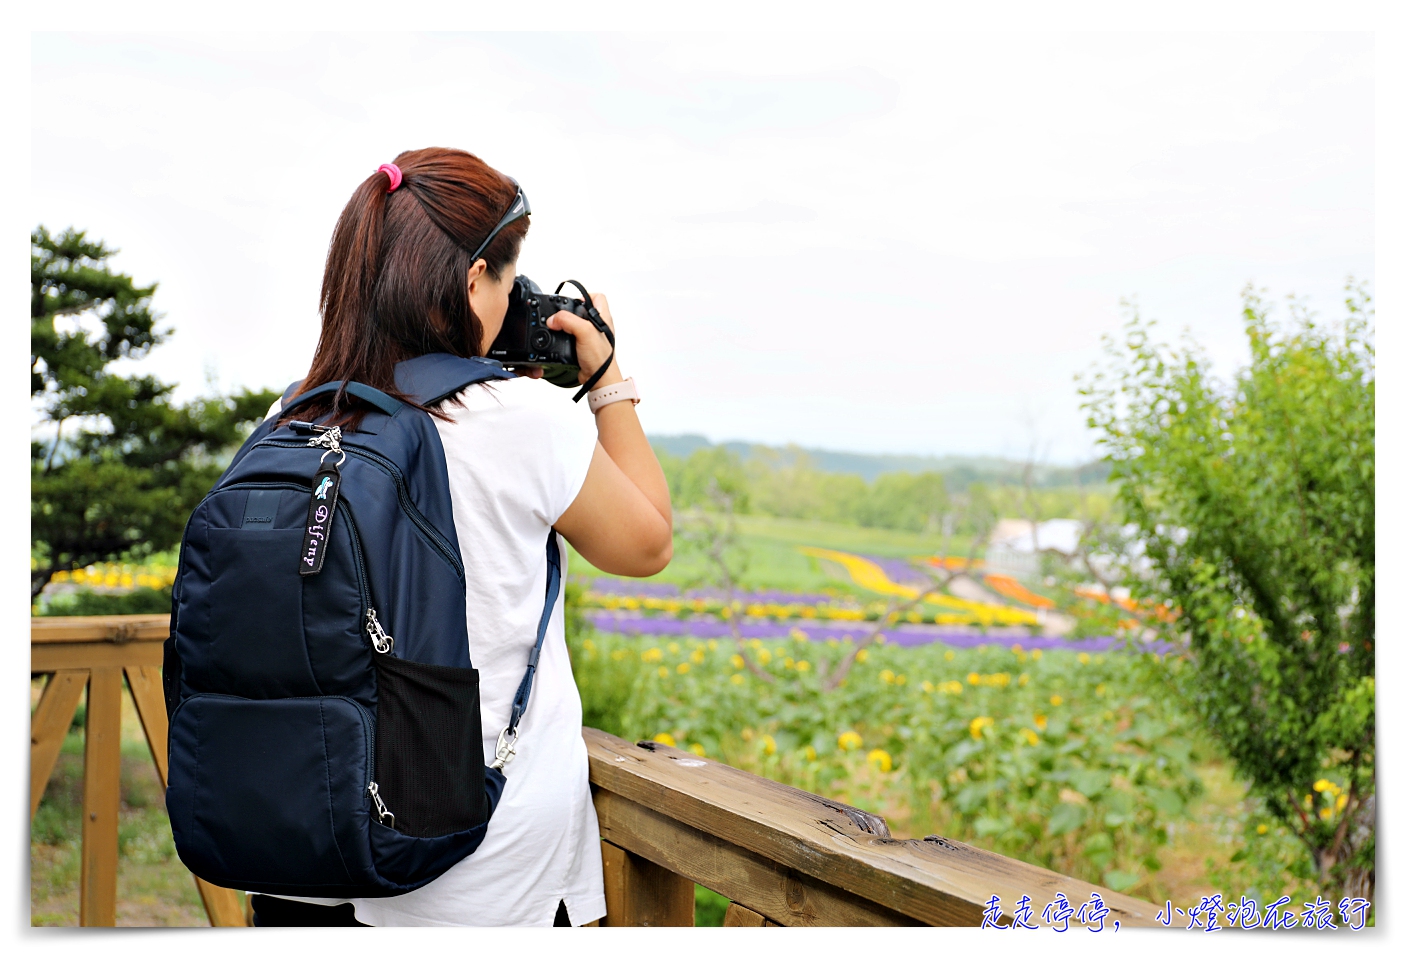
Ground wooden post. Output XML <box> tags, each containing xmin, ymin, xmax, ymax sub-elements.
<box><xmin>79</xmin><ymin>667</ymin><xmax>123</xmax><ymax>926</ymax></box>
<box><xmin>600</xmin><ymin>840</ymin><xmax>695</xmax><ymax>926</ymax></box>
<box><xmin>30</xmin><ymin>669</ymin><xmax>88</xmax><ymax>817</ymax></box>
<box><xmin>722</xmin><ymin>902</ymin><xmax>773</xmax><ymax>926</ymax></box>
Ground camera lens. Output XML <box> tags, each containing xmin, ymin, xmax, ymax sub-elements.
<box><xmin>529</xmin><ymin>328</ymin><xmax>553</xmax><ymax>351</ymax></box>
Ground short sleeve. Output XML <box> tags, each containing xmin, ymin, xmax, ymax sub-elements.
<box><xmin>432</xmin><ymin>377</ymin><xmax>599</xmax><ymax>530</ymax></box>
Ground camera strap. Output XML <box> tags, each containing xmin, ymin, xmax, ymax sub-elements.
<box><xmin>556</xmin><ymin>279</ymin><xmax>616</xmax><ymax>402</ymax></box>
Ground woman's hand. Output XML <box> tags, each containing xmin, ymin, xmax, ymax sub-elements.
<box><xmin>545</xmin><ymin>293</ymin><xmax>622</xmax><ymax>388</ymax></box>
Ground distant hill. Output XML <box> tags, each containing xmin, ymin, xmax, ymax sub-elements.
<box><xmin>647</xmin><ymin>434</ymin><xmax>1110</xmax><ymax>490</ymax></box>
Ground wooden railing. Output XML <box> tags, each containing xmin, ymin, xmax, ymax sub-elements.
<box><xmin>586</xmin><ymin>728</ymin><xmax>1159</xmax><ymax>926</ymax></box>
<box><xmin>32</xmin><ymin>615</ymin><xmax>1160</xmax><ymax>927</ymax></box>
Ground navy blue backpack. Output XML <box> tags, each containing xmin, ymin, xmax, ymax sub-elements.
<box><xmin>162</xmin><ymin>353</ymin><xmax>560</xmax><ymax>898</ymax></box>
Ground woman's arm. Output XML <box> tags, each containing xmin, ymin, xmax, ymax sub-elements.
<box><xmin>548</xmin><ymin>294</ymin><xmax>673</xmax><ymax>577</ymax></box>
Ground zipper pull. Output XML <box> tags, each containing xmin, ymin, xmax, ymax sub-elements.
<box><xmin>367</xmin><ymin>782</ymin><xmax>395</xmax><ymax>829</ymax></box>
<box><xmin>366</xmin><ymin>608</ymin><xmax>395</xmax><ymax>654</ymax></box>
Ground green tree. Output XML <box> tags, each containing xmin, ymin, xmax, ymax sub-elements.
<box><xmin>31</xmin><ymin>226</ymin><xmax>279</xmax><ymax>599</ymax></box>
<box><xmin>857</xmin><ymin>471</ymin><xmax>948</xmax><ymax>532</ymax></box>
<box><xmin>1081</xmin><ymin>283</ymin><xmax>1374</xmax><ymax>900</ymax></box>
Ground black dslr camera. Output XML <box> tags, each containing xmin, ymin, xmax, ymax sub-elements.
<box><xmin>488</xmin><ymin>275</ymin><xmax>607</xmax><ymax>389</ymax></box>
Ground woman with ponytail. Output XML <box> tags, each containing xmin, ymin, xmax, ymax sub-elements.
<box><xmin>251</xmin><ymin>148</ymin><xmax>672</xmax><ymax>926</ymax></box>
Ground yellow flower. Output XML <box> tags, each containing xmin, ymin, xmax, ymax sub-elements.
<box><xmin>1256</xmin><ymin>823</ymin><xmax>1269</xmax><ymax>835</ymax></box>
<box><xmin>582</xmin><ymin>639</ymin><xmax>596</xmax><ymax>652</ymax></box>
<box><xmin>1337</xmin><ymin>794</ymin><xmax>1348</xmax><ymax>812</ymax></box>
<box><xmin>657</xmin><ymin>666</ymin><xmax>669</xmax><ymax>678</ymax></box>
<box><xmin>875</xmin><ymin>635</ymin><xmax>886</xmax><ymax>645</ymax></box>
<box><xmin>741</xmin><ymin>728</ymin><xmax>754</xmax><ymax>741</ymax></box>
<box><xmin>967</xmin><ymin>672</ymin><xmax>981</xmax><ymax>685</ymax></box>
<box><xmin>969</xmin><ymin>716</ymin><xmax>994</xmax><ymax>740</ymax></box>
<box><xmin>944</xmin><ymin>650</ymin><xmax>956</xmax><ymax>661</ymax></box>
<box><xmin>653</xmin><ymin>732</ymin><xmax>676</xmax><ymax>747</ymax></box>
<box><xmin>838</xmin><ymin>730</ymin><xmax>863</xmax><ymax>751</ymax></box>
<box><xmin>1018</xmin><ymin>673</ymin><xmax>1030</xmax><ymax>687</ymax></box>
<box><xmin>676</xmin><ymin>662</ymin><xmax>690</xmax><ymax>674</ymax></box>
<box><xmin>796</xmin><ymin>660</ymin><xmax>811</xmax><ymax>672</ymax></box>
<box><xmin>1319</xmin><ymin>807</ymin><xmax>1333</xmax><ymax>820</ymax></box>
<box><xmin>855</xmin><ymin>648</ymin><xmax>869</xmax><ymax>663</ymax></box>
<box><xmin>730</xmin><ymin>674</ymin><xmax>744</xmax><ymax>685</ymax></box>
<box><xmin>749</xmin><ymin>639</ymin><xmax>762</xmax><ymax>650</ymax></box>
<box><xmin>689</xmin><ymin>743</ymin><xmax>707</xmax><ymax>757</ymax></box>
<box><xmin>783</xmin><ymin>657</ymin><xmax>795</xmax><ymax>669</ymax></box>
<box><xmin>691</xmin><ymin>648</ymin><xmax>706</xmax><ymax>664</ymax></box>
<box><xmin>790</xmin><ymin>628</ymin><xmax>810</xmax><ymax>641</ymax></box>
<box><xmin>896</xmin><ymin>674</ymin><xmax>907</xmax><ymax>685</ymax></box>
<box><xmin>667</xmin><ymin>642</ymin><xmax>680</xmax><ymax>654</ymax></box>
<box><xmin>1019</xmin><ymin>728</ymin><xmax>1040</xmax><ymax>746</ymax></box>
<box><xmin>1077</xmin><ymin>652</ymin><xmax>1091</xmax><ymax>665</ymax></box>
<box><xmin>730</xmin><ymin>654</ymin><xmax>745</xmax><ymax>669</ymax></box>
<box><xmin>1031</xmin><ymin>649</ymin><xmax>1043</xmax><ymax>660</ymax></box>
<box><xmin>880</xmin><ymin>669</ymin><xmax>896</xmax><ymax>684</ymax></box>
<box><xmin>611</xmin><ymin>649</ymin><xmax>626</xmax><ymax>661</ymax></box>
<box><xmin>757</xmin><ymin>648</ymin><xmax>773</xmax><ymax>665</ymax></box>
<box><xmin>804</xmin><ymin>745</ymin><xmax>818</xmax><ymax>761</ymax></box>
<box><xmin>707</xmin><ymin>639</ymin><xmax>718</xmax><ymax>651</ymax></box>
<box><xmin>1313</xmin><ymin>778</ymin><xmax>1332</xmax><ymax>793</ymax></box>
<box><xmin>867</xmin><ymin>749</ymin><xmax>893</xmax><ymax>773</ymax></box>
<box><xmin>1034</xmin><ymin>714</ymin><xmax>1047</xmax><ymax>731</ymax></box>
<box><xmin>643</xmin><ymin>648</ymin><xmax>663</xmax><ymax>663</ymax></box>
<box><xmin>762</xmin><ymin>734</ymin><xmax>776</xmax><ymax>756</ymax></box>
<box><xmin>1050</xmin><ymin>695</ymin><xmax>1064</xmax><ymax>707</ymax></box>
<box><xmin>921</xmin><ymin>680</ymin><xmax>935</xmax><ymax>693</ymax></box>
<box><xmin>1095</xmin><ymin>683</ymin><xmax>1106</xmax><ymax>696</ymax></box>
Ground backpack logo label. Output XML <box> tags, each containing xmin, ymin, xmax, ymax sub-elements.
<box><xmin>300</xmin><ymin>465</ymin><xmax>341</xmax><ymax>577</ymax></box>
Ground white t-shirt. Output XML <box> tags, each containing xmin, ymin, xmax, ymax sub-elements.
<box><xmin>269</xmin><ymin>376</ymin><xmax>605</xmax><ymax>926</ymax></box>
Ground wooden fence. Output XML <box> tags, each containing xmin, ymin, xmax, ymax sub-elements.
<box><xmin>32</xmin><ymin>615</ymin><xmax>1159</xmax><ymax>928</ymax></box>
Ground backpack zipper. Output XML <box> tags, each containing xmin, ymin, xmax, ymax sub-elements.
<box><xmin>349</xmin><ymin>699</ymin><xmax>395</xmax><ymax>829</ymax></box>
<box><xmin>254</xmin><ymin>438</ymin><xmax>465</xmax><ymax>582</ymax></box>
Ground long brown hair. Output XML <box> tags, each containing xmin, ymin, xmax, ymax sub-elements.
<box><xmin>285</xmin><ymin>147</ymin><xmax>529</xmax><ymax>427</ymax></box>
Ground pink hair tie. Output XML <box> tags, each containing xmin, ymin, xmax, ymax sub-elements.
<box><xmin>377</xmin><ymin>163</ymin><xmax>403</xmax><ymax>192</ymax></box>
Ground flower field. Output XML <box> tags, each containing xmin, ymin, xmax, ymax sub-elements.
<box><xmin>567</xmin><ymin>622</ymin><xmax>1316</xmax><ymax>905</ymax></box>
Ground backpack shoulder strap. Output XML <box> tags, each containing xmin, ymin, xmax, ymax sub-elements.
<box><xmin>491</xmin><ymin>533</ymin><xmax>562</xmax><ymax>771</ymax></box>
<box><xmin>394</xmin><ymin>353</ymin><xmax>514</xmax><ymax>407</ymax></box>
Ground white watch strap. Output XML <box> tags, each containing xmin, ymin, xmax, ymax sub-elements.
<box><xmin>587</xmin><ymin>377</ymin><xmax>640</xmax><ymax>413</ymax></box>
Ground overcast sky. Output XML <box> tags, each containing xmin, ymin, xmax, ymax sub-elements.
<box><xmin>30</xmin><ymin>31</ymin><xmax>1373</xmax><ymax>463</ymax></box>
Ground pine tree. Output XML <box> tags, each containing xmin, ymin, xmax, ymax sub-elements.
<box><xmin>31</xmin><ymin>226</ymin><xmax>279</xmax><ymax>599</ymax></box>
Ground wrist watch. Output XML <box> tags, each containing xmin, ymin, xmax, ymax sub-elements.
<box><xmin>587</xmin><ymin>377</ymin><xmax>640</xmax><ymax>413</ymax></box>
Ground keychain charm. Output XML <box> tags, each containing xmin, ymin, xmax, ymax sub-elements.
<box><xmin>300</xmin><ymin>427</ymin><xmax>345</xmax><ymax>576</ymax></box>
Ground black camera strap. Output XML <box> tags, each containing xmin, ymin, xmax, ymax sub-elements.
<box><xmin>556</xmin><ymin>279</ymin><xmax>616</xmax><ymax>402</ymax></box>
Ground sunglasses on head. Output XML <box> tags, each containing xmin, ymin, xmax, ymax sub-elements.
<box><xmin>468</xmin><ymin>178</ymin><xmax>530</xmax><ymax>264</ymax></box>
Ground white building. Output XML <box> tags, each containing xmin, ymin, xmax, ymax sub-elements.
<box><xmin>984</xmin><ymin>518</ymin><xmax>1084</xmax><ymax>577</ymax></box>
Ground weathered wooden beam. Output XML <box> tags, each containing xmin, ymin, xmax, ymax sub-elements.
<box><xmin>32</xmin><ymin>640</ymin><xmax>164</xmax><ymax>672</ymax></box>
<box><xmin>584</xmin><ymin>728</ymin><xmax>1160</xmax><ymax>928</ymax></box>
<box><xmin>594</xmin><ymin>788</ymin><xmax>915</xmax><ymax>926</ymax></box>
<box><xmin>30</xmin><ymin>614</ymin><xmax>171</xmax><ymax>644</ymax></box>
<box><xmin>30</xmin><ymin>670</ymin><xmax>88</xmax><ymax>818</ymax></box>
<box><xmin>600</xmin><ymin>840</ymin><xmax>695</xmax><ymax>926</ymax></box>
<box><xmin>80</xmin><ymin>667</ymin><xmax>123</xmax><ymax>926</ymax></box>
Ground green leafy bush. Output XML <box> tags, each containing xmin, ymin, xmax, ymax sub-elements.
<box><xmin>1081</xmin><ymin>284</ymin><xmax>1374</xmax><ymax>900</ymax></box>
